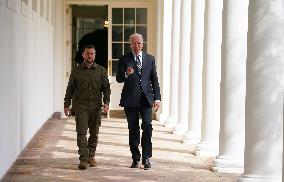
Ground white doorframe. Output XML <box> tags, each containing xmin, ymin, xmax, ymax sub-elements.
<box><xmin>63</xmin><ymin>0</ymin><xmax>155</xmax><ymax>111</ymax></box>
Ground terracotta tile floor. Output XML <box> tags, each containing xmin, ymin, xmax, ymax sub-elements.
<box><xmin>2</xmin><ymin>117</ymin><xmax>240</xmax><ymax>182</ymax></box>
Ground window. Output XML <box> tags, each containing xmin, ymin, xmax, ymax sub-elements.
<box><xmin>111</xmin><ymin>8</ymin><xmax>147</xmax><ymax>76</ymax></box>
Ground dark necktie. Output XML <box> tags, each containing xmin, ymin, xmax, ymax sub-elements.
<box><xmin>136</xmin><ymin>55</ymin><xmax>142</xmax><ymax>75</ymax></box>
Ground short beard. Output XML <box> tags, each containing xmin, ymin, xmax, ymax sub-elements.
<box><xmin>84</xmin><ymin>59</ymin><xmax>94</xmax><ymax>67</ymax></box>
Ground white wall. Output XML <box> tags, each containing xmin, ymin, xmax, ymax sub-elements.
<box><xmin>0</xmin><ymin>0</ymin><xmax>59</xmax><ymax>178</ymax></box>
<box><xmin>0</xmin><ymin>1</ymin><xmax>21</xmax><ymax>178</ymax></box>
<box><xmin>53</xmin><ymin>0</ymin><xmax>64</xmax><ymax>115</ymax></box>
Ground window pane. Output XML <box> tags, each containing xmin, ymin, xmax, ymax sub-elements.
<box><xmin>124</xmin><ymin>25</ymin><xmax>135</xmax><ymax>41</ymax></box>
<box><xmin>112</xmin><ymin>43</ymin><xmax>122</xmax><ymax>59</ymax></box>
<box><xmin>112</xmin><ymin>8</ymin><xmax>123</xmax><ymax>24</ymax></box>
<box><xmin>136</xmin><ymin>8</ymin><xmax>147</xmax><ymax>24</ymax></box>
<box><xmin>112</xmin><ymin>26</ymin><xmax>123</xmax><ymax>41</ymax></box>
<box><xmin>77</xmin><ymin>29</ymin><xmax>84</xmax><ymax>43</ymax></box>
<box><xmin>124</xmin><ymin>43</ymin><xmax>131</xmax><ymax>54</ymax></box>
<box><xmin>84</xmin><ymin>18</ymin><xmax>97</xmax><ymax>28</ymax></box>
<box><xmin>112</xmin><ymin>60</ymin><xmax>119</xmax><ymax>76</ymax></box>
<box><xmin>124</xmin><ymin>8</ymin><xmax>135</xmax><ymax>24</ymax></box>
<box><xmin>136</xmin><ymin>26</ymin><xmax>147</xmax><ymax>42</ymax></box>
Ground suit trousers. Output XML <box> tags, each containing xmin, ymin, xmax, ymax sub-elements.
<box><xmin>75</xmin><ymin>108</ymin><xmax>101</xmax><ymax>161</ymax></box>
<box><xmin>124</xmin><ymin>93</ymin><xmax>153</xmax><ymax>161</ymax></box>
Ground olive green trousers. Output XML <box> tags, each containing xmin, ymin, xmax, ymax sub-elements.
<box><xmin>75</xmin><ymin>108</ymin><xmax>101</xmax><ymax>161</ymax></box>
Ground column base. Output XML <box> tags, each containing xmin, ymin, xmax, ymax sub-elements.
<box><xmin>164</xmin><ymin>117</ymin><xmax>177</xmax><ymax>129</ymax></box>
<box><xmin>182</xmin><ymin>131</ymin><xmax>201</xmax><ymax>144</ymax></box>
<box><xmin>195</xmin><ymin>142</ymin><xmax>218</xmax><ymax>156</ymax></box>
<box><xmin>212</xmin><ymin>155</ymin><xmax>244</xmax><ymax>173</ymax></box>
<box><xmin>164</xmin><ymin>122</ymin><xmax>175</xmax><ymax>129</ymax></box>
<box><xmin>173</xmin><ymin>123</ymin><xmax>187</xmax><ymax>135</ymax></box>
<box><xmin>237</xmin><ymin>175</ymin><xmax>281</xmax><ymax>182</ymax></box>
<box><xmin>158</xmin><ymin>113</ymin><xmax>168</xmax><ymax>124</ymax></box>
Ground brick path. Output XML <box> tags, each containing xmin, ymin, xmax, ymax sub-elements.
<box><xmin>2</xmin><ymin>117</ymin><xmax>240</xmax><ymax>182</ymax></box>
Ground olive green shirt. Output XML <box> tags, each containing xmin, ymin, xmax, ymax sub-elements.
<box><xmin>64</xmin><ymin>63</ymin><xmax>110</xmax><ymax>111</ymax></box>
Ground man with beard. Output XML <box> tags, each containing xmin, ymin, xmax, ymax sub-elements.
<box><xmin>64</xmin><ymin>45</ymin><xmax>111</xmax><ymax>170</ymax></box>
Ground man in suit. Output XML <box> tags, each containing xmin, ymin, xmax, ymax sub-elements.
<box><xmin>116</xmin><ymin>33</ymin><xmax>161</xmax><ymax>170</ymax></box>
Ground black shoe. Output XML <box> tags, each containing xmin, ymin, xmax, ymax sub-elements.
<box><xmin>78</xmin><ymin>160</ymin><xmax>88</xmax><ymax>170</ymax></box>
<box><xmin>130</xmin><ymin>161</ymin><xmax>139</xmax><ymax>168</ymax></box>
<box><xmin>142</xmin><ymin>158</ymin><xmax>151</xmax><ymax>170</ymax></box>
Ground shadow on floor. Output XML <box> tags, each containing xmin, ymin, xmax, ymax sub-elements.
<box><xmin>2</xmin><ymin>118</ymin><xmax>241</xmax><ymax>182</ymax></box>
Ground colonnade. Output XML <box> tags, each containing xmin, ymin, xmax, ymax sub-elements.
<box><xmin>159</xmin><ymin>0</ymin><xmax>284</xmax><ymax>181</ymax></box>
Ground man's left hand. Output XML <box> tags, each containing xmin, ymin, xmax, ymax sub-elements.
<box><xmin>153</xmin><ymin>101</ymin><xmax>160</xmax><ymax>112</ymax></box>
<box><xmin>103</xmin><ymin>104</ymin><xmax>109</xmax><ymax>113</ymax></box>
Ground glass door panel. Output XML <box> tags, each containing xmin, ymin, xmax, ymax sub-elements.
<box><xmin>72</xmin><ymin>5</ymin><xmax>108</xmax><ymax>69</ymax></box>
<box><xmin>112</xmin><ymin>26</ymin><xmax>123</xmax><ymax>41</ymax></box>
<box><xmin>136</xmin><ymin>8</ymin><xmax>147</xmax><ymax>24</ymax></box>
<box><xmin>136</xmin><ymin>25</ymin><xmax>147</xmax><ymax>41</ymax></box>
<box><xmin>112</xmin><ymin>8</ymin><xmax>123</xmax><ymax>24</ymax></box>
<box><xmin>112</xmin><ymin>43</ymin><xmax>123</xmax><ymax>59</ymax></box>
<box><xmin>124</xmin><ymin>8</ymin><xmax>135</xmax><ymax>24</ymax></box>
<box><xmin>110</xmin><ymin>7</ymin><xmax>148</xmax><ymax>76</ymax></box>
<box><xmin>124</xmin><ymin>25</ymin><xmax>135</xmax><ymax>41</ymax></box>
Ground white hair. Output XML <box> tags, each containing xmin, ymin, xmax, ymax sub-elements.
<box><xmin>129</xmin><ymin>33</ymin><xmax>143</xmax><ymax>43</ymax></box>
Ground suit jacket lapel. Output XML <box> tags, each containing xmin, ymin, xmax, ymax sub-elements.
<box><xmin>141</xmin><ymin>53</ymin><xmax>148</xmax><ymax>76</ymax></box>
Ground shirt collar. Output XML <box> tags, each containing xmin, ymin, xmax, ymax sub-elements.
<box><xmin>81</xmin><ymin>62</ymin><xmax>98</xmax><ymax>69</ymax></box>
<box><xmin>132</xmin><ymin>51</ymin><xmax>142</xmax><ymax>58</ymax></box>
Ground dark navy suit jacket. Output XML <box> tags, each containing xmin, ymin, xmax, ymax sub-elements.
<box><xmin>116</xmin><ymin>52</ymin><xmax>161</xmax><ymax>107</ymax></box>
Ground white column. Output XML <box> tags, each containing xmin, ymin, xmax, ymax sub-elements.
<box><xmin>195</xmin><ymin>0</ymin><xmax>222</xmax><ymax>156</ymax></box>
<box><xmin>238</xmin><ymin>0</ymin><xmax>284</xmax><ymax>181</ymax></box>
<box><xmin>159</xmin><ymin>0</ymin><xmax>172</xmax><ymax>124</ymax></box>
<box><xmin>166</xmin><ymin>0</ymin><xmax>181</xmax><ymax>128</ymax></box>
<box><xmin>183</xmin><ymin>0</ymin><xmax>205</xmax><ymax>144</ymax></box>
<box><xmin>155</xmin><ymin>0</ymin><xmax>164</xmax><ymax>121</ymax></box>
<box><xmin>212</xmin><ymin>0</ymin><xmax>248</xmax><ymax>173</ymax></box>
<box><xmin>173</xmin><ymin>0</ymin><xmax>191</xmax><ymax>135</ymax></box>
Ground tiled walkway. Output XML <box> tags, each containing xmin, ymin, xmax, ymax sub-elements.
<box><xmin>2</xmin><ymin>117</ymin><xmax>240</xmax><ymax>182</ymax></box>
